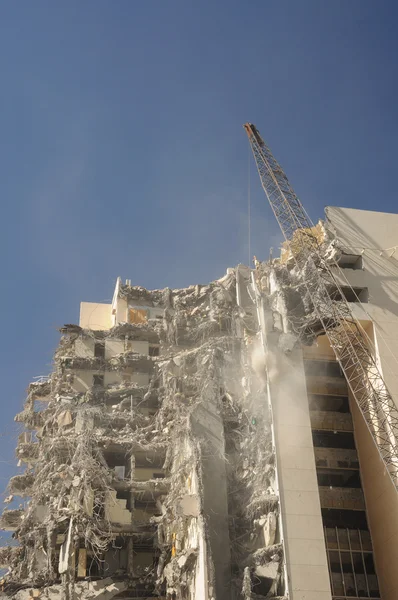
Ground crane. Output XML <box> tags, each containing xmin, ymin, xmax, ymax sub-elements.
<box><xmin>244</xmin><ymin>122</ymin><xmax>398</xmax><ymax>489</ymax></box>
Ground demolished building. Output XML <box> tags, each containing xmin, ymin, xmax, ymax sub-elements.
<box><xmin>1</xmin><ymin>206</ymin><xmax>398</xmax><ymax>599</ymax></box>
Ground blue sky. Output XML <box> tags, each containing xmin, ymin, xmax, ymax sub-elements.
<box><xmin>0</xmin><ymin>1</ymin><xmax>398</xmax><ymax>521</ymax></box>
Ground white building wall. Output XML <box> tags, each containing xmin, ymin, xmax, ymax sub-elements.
<box><xmin>79</xmin><ymin>302</ymin><xmax>112</xmax><ymax>330</ymax></box>
<box><xmin>105</xmin><ymin>339</ymin><xmax>125</xmax><ymax>359</ymax></box>
<box><xmin>326</xmin><ymin>206</ymin><xmax>398</xmax><ymax>404</ymax></box>
<box><xmin>239</xmin><ymin>265</ymin><xmax>332</xmax><ymax>600</ymax></box>
<box><xmin>126</xmin><ymin>340</ymin><xmax>149</xmax><ymax>355</ymax></box>
<box><xmin>326</xmin><ymin>206</ymin><xmax>398</xmax><ymax>600</ymax></box>
<box><xmin>269</xmin><ymin>343</ymin><xmax>332</xmax><ymax>600</ymax></box>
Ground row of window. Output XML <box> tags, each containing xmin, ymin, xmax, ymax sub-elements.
<box><xmin>332</xmin><ymin>254</ymin><xmax>368</xmax><ymax>305</ymax></box>
<box><xmin>317</xmin><ymin>469</ymin><xmax>361</xmax><ymax>489</ymax></box>
<box><xmin>309</xmin><ymin>394</ymin><xmax>350</xmax><ymax>413</ymax></box>
<box><xmin>306</xmin><ymin>369</ymin><xmax>381</xmax><ymax>599</ymax></box>
<box><xmin>328</xmin><ymin>549</ymin><xmax>380</xmax><ymax>598</ymax></box>
<box><xmin>313</xmin><ymin>430</ymin><xmax>356</xmax><ymax>450</ymax></box>
<box><xmin>305</xmin><ymin>360</ymin><xmax>344</xmax><ymax>378</ymax></box>
<box><xmin>325</xmin><ymin>527</ymin><xmax>372</xmax><ymax>552</ymax></box>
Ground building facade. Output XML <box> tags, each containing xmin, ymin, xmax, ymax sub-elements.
<box><xmin>1</xmin><ymin>206</ymin><xmax>398</xmax><ymax>600</ymax></box>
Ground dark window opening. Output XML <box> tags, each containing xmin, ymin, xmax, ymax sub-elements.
<box><xmin>133</xmin><ymin>541</ymin><xmax>156</xmax><ymax>553</ymax></box>
<box><xmin>87</xmin><ymin>552</ymin><xmax>104</xmax><ymax>577</ymax></box>
<box><xmin>304</xmin><ymin>360</ymin><xmax>343</xmax><ymax>378</ymax></box>
<box><xmin>363</xmin><ymin>552</ymin><xmax>376</xmax><ymax>575</ymax></box>
<box><xmin>312</xmin><ymin>430</ymin><xmax>356</xmax><ymax>449</ymax></box>
<box><xmin>103</xmin><ymin>452</ymin><xmax>129</xmax><ymax>475</ymax></box>
<box><xmin>149</xmin><ymin>345</ymin><xmax>160</xmax><ymax>357</ymax></box>
<box><xmin>152</xmin><ymin>472</ymin><xmax>165</xmax><ymax>479</ymax></box>
<box><xmin>134</xmin><ymin>499</ymin><xmax>158</xmax><ymax>512</ymax></box>
<box><xmin>317</xmin><ymin>468</ymin><xmax>361</xmax><ymax>488</ymax></box>
<box><xmin>315</xmin><ymin>455</ymin><xmax>359</xmax><ymax>469</ymax></box>
<box><xmin>94</xmin><ymin>343</ymin><xmax>105</xmax><ymax>359</ymax></box>
<box><xmin>251</xmin><ymin>574</ymin><xmax>274</xmax><ymax>597</ymax></box>
<box><xmin>337</xmin><ymin>254</ymin><xmax>363</xmax><ymax>270</ymax></box>
<box><xmin>115</xmin><ymin>490</ymin><xmax>132</xmax><ymax>511</ymax></box>
<box><xmin>330</xmin><ymin>286</ymin><xmax>369</xmax><ymax>303</ymax></box>
<box><xmin>93</xmin><ymin>374</ymin><xmax>104</xmax><ymax>386</ymax></box>
<box><xmin>309</xmin><ymin>394</ymin><xmax>350</xmax><ymax>413</ymax></box>
<box><xmin>112</xmin><ymin>536</ymin><xmax>128</xmax><ymax>550</ymax></box>
<box><xmin>135</xmin><ymin>454</ymin><xmax>165</xmax><ymax>469</ymax></box>
<box><xmin>322</xmin><ymin>508</ymin><xmax>369</xmax><ymax>530</ymax></box>
<box><xmin>102</xmin><ymin>537</ymin><xmax>129</xmax><ymax>578</ymax></box>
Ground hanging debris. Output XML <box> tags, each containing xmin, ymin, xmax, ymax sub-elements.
<box><xmin>0</xmin><ymin>268</ymin><xmax>287</xmax><ymax>600</ymax></box>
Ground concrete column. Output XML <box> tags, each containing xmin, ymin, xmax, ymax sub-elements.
<box><xmin>268</xmin><ymin>339</ymin><xmax>332</xmax><ymax>600</ymax></box>
<box><xmin>128</xmin><ymin>453</ymin><xmax>135</xmax><ymax>577</ymax></box>
<box><xmin>191</xmin><ymin>398</ymin><xmax>231</xmax><ymax>600</ymax></box>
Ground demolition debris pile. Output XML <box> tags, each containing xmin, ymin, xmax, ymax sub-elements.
<box><xmin>0</xmin><ymin>267</ymin><xmax>291</xmax><ymax>599</ymax></box>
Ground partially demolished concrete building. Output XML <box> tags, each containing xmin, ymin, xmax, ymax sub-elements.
<box><xmin>1</xmin><ymin>206</ymin><xmax>398</xmax><ymax>600</ymax></box>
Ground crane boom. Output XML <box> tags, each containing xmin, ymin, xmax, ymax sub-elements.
<box><xmin>244</xmin><ymin>122</ymin><xmax>398</xmax><ymax>489</ymax></box>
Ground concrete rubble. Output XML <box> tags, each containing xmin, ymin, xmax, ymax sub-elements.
<box><xmin>0</xmin><ymin>264</ymin><xmax>297</xmax><ymax>599</ymax></box>
<box><xmin>254</xmin><ymin>219</ymin><xmax>355</xmax><ymax>347</ymax></box>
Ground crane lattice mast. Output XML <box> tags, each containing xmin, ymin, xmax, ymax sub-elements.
<box><xmin>244</xmin><ymin>122</ymin><xmax>398</xmax><ymax>489</ymax></box>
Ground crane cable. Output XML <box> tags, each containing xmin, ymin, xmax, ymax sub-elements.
<box><xmin>248</xmin><ymin>140</ymin><xmax>251</xmax><ymax>266</ymax></box>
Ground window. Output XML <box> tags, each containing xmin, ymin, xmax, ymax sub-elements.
<box><xmin>149</xmin><ymin>345</ymin><xmax>160</xmax><ymax>357</ymax></box>
<box><xmin>94</xmin><ymin>342</ymin><xmax>105</xmax><ymax>359</ymax></box>
<box><xmin>115</xmin><ymin>490</ymin><xmax>132</xmax><ymax>510</ymax></box>
<box><xmin>93</xmin><ymin>374</ymin><xmax>104</xmax><ymax>386</ymax></box>
<box><xmin>309</xmin><ymin>394</ymin><xmax>350</xmax><ymax>413</ymax></box>
<box><xmin>128</xmin><ymin>308</ymin><xmax>148</xmax><ymax>324</ymax></box>
<box><xmin>134</xmin><ymin>499</ymin><xmax>158</xmax><ymax>511</ymax></box>
<box><xmin>327</xmin><ymin>547</ymin><xmax>380</xmax><ymax>598</ymax></box>
<box><xmin>304</xmin><ymin>360</ymin><xmax>343</xmax><ymax>378</ymax></box>
<box><xmin>330</xmin><ymin>286</ymin><xmax>369</xmax><ymax>303</ymax></box>
<box><xmin>322</xmin><ymin>509</ymin><xmax>369</xmax><ymax>530</ymax></box>
<box><xmin>317</xmin><ymin>469</ymin><xmax>361</xmax><ymax>488</ymax></box>
<box><xmin>312</xmin><ymin>430</ymin><xmax>356</xmax><ymax>449</ymax></box>
<box><xmin>153</xmin><ymin>472</ymin><xmax>165</xmax><ymax>479</ymax></box>
<box><xmin>337</xmin><ymin>254</ymin><xmax>363</xmax><ymax>270</ymax></box>
<box><xmin>251</xmin><ymin>575</ymin><xmax>274</xmax><ymax>596</ymax></box>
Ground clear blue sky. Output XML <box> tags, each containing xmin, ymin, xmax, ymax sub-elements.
<box><xmin>0</xmin><ymin>1</ymin><xmax>397</xmax><ymax>516</ymax></box>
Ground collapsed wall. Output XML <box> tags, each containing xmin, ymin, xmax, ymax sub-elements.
<box><xmin>0</xmin><ymin>267</ymin><xmax>290</xmax><ymax>600</ymax></box>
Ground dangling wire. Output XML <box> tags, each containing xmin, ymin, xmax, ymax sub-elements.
<box><xmin>248</xmin><ymin>140</ymin><xmax>251</xmax><ymax>266</ymax></box>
